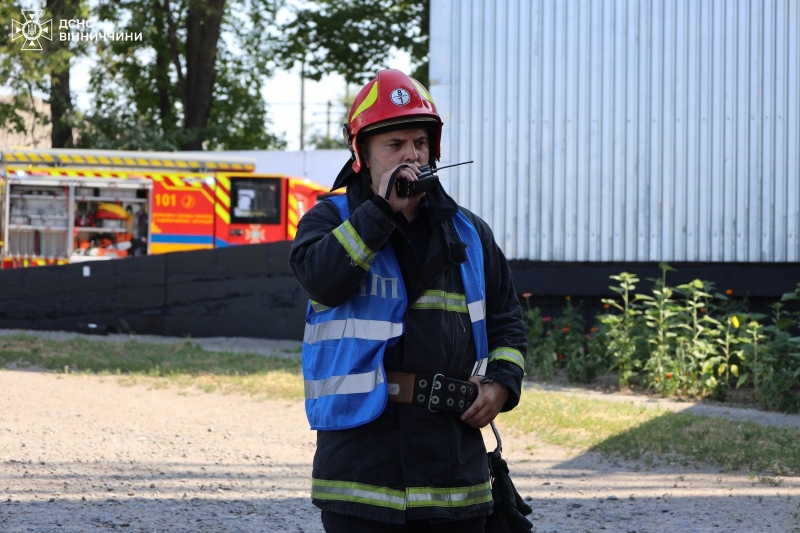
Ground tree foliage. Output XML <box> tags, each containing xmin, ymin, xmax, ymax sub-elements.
<box><xmin>77</xmin><ymin>0</ymin><xmax>286</xmax><ymax>151</ymax></box>
<box><xmin>0</xmin><ymin>0</ymin><xmax>88</xmax><ymax>147</ymax></box>
<box><xmin>276</xmin><ymin>0</ymin><xmax>429</xmax><ymax>87</ymax></box>
<box><xmin>1</xmin><ymin>0</ymin><xmax>431</xmax><ymax>152</ymax></box>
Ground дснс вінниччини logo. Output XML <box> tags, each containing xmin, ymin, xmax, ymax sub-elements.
<box><xmin>11</xmin><ymin>10</ymin><xmax>53</xmax><ymax>51</ymax></box>
<box><xmin>11</xmin><ymin>13</ymin><xmax>142</xmax><ymax>46</ymax></box>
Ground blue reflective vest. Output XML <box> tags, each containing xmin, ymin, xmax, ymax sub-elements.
<box><xmin>302</xmin><ymin>195</ymin><xmax>489</xmax><ymax>430</ymax></box>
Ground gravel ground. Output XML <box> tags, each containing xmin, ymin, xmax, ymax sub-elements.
<box><xmin>1</xmin><ymin>330</ymin><xmax>799</xmax><ymax>532</ymax></box>
<box><xmin>0</xmin><ymin>371</ymin><xmax>317</xmax><ymax>533</ymax></box>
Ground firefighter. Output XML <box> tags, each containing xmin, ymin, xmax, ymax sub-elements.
<box><xmin>289</xmin><ymin>69</ymin><xmax>527</xmax><ymax>532</ymax></box>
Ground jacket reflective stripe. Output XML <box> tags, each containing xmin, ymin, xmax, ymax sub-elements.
<box><xmin>310</xmin><ymin>300</ymin><xmax>330</xmax><ymax>313</ymax></box>
<box><xmin>312</xmin><ymin>479</ymin><xmax>406</xmax><ymax>511</ymax></box>
<box><xmin>489</xmin><ymin>347</ymin><xmax>525</xmax><ymax>368</ymax></box>
<box><xmin>333</xmin><ymin>220</ymin><xmax>375</xmax><ymax>270</ymax></box>
<box><xmin>304</xmin><ymin>319</ymin><xmax>404</xmax><ymax>344</ymax></box>
<box><xmin>407</xmin><ymin>482</ymin><xmax>493</xmax><ymax>508</ymax></box>
<box><xmin>411</xmin><ymin>290</ymin><xmax>468</xmax><ymax>312</ymax></box>
<box><xmin>489</xmin><ymin>347</ymin><xmax>525</xmax><ymax>370</ymax></box>
<box><xmin>467</xmin><ymin>299</ymin><xmax>486</xmax><ymax>323</ymax></box>
<box><xmin>305</xmin><ymin>367</ymin><xmax>385</xmax><ymax>399</ymax></box>
<box><xmin>311</xmin><ymin>479</ymin><xmax>492</xmax><ymax>511</ymax></box>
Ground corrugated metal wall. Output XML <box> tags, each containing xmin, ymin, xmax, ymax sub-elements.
<box><xmin>430</xmin><ymin>0</ymin><xmax>800</xmax><ymax>262</ymax></box>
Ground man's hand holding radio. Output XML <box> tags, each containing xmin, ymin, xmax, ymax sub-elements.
<box><xmin>377</xmin><ymin>163</ymin><xmax>426</xmax><ymax>218</ymax></box>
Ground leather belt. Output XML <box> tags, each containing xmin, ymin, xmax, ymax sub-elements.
<box><xmin>386</xmin><ymin>371</ymin><xmax>478</xmax><ymax>414</ymax></box>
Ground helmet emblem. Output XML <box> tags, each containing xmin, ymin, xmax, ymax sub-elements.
<box><xmin>390</xmin><ymin>88</ymin><xmax>410</xmax><ymax>106</ymax></box>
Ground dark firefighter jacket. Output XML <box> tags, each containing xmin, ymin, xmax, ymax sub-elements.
<box><xmin>289</xmin><ymin>169</ymin><xmax>527</xmax><ymax>524</ymax></box>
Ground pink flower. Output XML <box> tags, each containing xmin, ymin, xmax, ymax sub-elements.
<box><xmin>543</xmin><ymin>316</ymin><xmax>552</xmax><ymax>322</ymax></box>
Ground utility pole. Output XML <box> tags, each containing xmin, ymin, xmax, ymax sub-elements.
<box><xmin>326</xmin><ymin>100</ymin><xmax>332</xmax><ymax>140</ymax></box>
<box><xmin>300</xmin><ymin>61</ymin><xmax>306</xmax><ymax>151</ymax></box>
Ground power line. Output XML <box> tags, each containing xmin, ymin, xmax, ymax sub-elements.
<box><xmin>268</xmin><ymin>102</ymin><xmax>347</xmax><ymax>106</ymax></box>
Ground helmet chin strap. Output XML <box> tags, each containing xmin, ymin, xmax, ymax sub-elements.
<box><xmin>383</xmin><ymin>165</ymin><xmax>412</xmax><ymax>200</ymax></box>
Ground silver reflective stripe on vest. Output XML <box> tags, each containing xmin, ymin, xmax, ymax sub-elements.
<box><xmin>467</xmin><ymin>299</ymin><xmax>486</xmax><ymax>323</ymax></box>
<box><xmin>304</xmin><ymin>319</ymin><xmax>404</xmax><ymax>344</ymax></box>
<box><xmin>305</xmin><ymin>367</ymin><xmax>385</xmax><ymax>399</ymax></box>
<box><xmin>472</xmin><ymin>358</ymin><xmax>488</xmax><ymax>377</ymax></box>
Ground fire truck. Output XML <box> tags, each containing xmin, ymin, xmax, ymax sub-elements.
<box><xmin>0</xmin><ymin>148</ymin><xmax>330</xmax><ymax>269</ymax></box>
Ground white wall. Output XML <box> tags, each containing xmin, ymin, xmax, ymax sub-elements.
<box><xmin>431</xmin><ymin>0</ymin><xmax>800</xmax><ymax>263</ymax></box>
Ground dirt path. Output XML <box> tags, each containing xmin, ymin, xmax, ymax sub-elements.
<box><xmin>1</xmin><ymin>371</ymin><xmax>798</xmax><ymax>533</ymax></box>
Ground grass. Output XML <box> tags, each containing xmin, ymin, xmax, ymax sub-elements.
<box><xmin>593</xmin><ymin>410</ymin><xmax>800</xmax><ymax>476</ymax></box>
<box><xmin>501</xmin><ymin>389</ymin><xmax>800</xmax><ymax>475</ymax></box>
<box><xmin>2</xmin><ymin>334</ymin><xmax>799</xmax><ymax>475</ymax></box>
<box><xmin>500</xmin><ymin>389</ymin><xmax>661</xmax><ymax>450</ymax></box>
<box><xmin>0</xmin><ymin>334</ymin><xmax>304</xmax><ymax>399</ymax></box>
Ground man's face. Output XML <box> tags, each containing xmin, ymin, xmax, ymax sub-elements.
<box><xmin>363</xmin><ymin>128</ymin><xmax>430</xmax><ymax>189</ymax></box>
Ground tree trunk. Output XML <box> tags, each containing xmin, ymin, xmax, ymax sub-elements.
<box><xmin>180</xmin><ymin>0</ymin><xmax>225</xmax><ymax>151</ymax></box>
<box><xmin>153</xmin><ymin>6</ymin><xmax>174</xmax><ymax>132</ymax></box>
<box><xmin>46</xmin><ymin>0</ymin><xmax>77</xmax><ymax>148</ymax></box>
<box><xmin>155</xmin><ymin>50</ymin><xmax>173</xmax><ymax>132</ymax></box>
<box><xmin>50</xmin><ymin>68</ymin><xmax>73</xmax><ymax>148</ymax></box>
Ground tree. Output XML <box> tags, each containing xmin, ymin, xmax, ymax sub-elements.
<box><xmin>0</xmin><ymin>0</ymin><xmax>88</xmax><ymax>148</ymax></box>
<box><xmin>79</xmin><ymin>0</ymin><xmax>286</xmax><ymax>151</ymax></box>
<box><xmin>276</xmin><ymin>0</ymin><xmax>429</xmax><ymax>87</ymax></box>
<box><xmin>46</xmin><ymin>0</ymin><xmax>85</xmax><ymax>147</ymax></box>
<box><xmin>2</xmin><ymin>0</ymin><xmax>431</xmax><ymax>152</ymax></box>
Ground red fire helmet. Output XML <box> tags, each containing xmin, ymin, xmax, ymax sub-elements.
<box><xmin>344</xmin><ymin>69</ymin><xmax>442</xmax><ymax>173</ymax></box>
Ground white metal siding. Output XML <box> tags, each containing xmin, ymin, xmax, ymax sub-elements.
<box><xmin>430</xmin><ymin>0</ymin><xmax>800</xmax><ymax>262</ymax></box>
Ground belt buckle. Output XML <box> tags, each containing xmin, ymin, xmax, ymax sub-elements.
<box><xmin>427</xmin><ymin>373</ymin><xmax>444</xmax><ymax>413</ymax></box>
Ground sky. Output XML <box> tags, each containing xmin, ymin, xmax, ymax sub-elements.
<box><xmin>257</xmin><ymin>51</ymin><xmax>412</xmax><ymax>151</ymax></box>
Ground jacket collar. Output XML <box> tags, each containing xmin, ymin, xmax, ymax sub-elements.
<box><xmin>331</xmin><ymin>158</ymin><xmax>357</xmax><ymax>192</ymax></box>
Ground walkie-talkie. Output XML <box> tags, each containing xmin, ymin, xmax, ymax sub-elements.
<box><xmin>395</xmin><ymin>160</ymin><xmax>474</xmax><ymax>197</ymax></box>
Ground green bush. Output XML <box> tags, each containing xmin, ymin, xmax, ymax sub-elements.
<box><xmin>520</xmin><ymin>300</ymin><xmax>557</xmax><ymax>380</ymax></box>
<box><xmin>599</xmin><ymin>272</ymin><xmax>642</xmax><ymax>386</ymax></box>
<box><xmin>521</xmin><ymin>271</ymin><xmax>800</xmax><ymax>413</ymax></box>
<box><xmin>521</xmin><ymin>295</ymin><xmax>607</xmax><ymax>384</ymax></box>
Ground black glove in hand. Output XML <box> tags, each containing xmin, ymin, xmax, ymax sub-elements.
<box><xmin>485</xmin><ymin>450</ymin><xmax>533</xmax><ymax>532</ymax></box>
